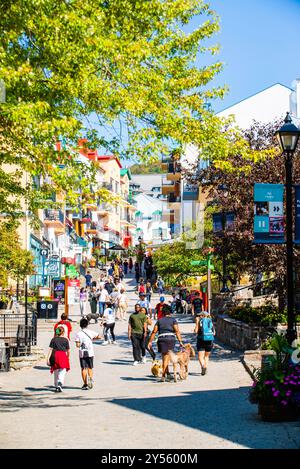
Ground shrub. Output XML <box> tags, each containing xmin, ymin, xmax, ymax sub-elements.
<box><xmin>227</xmin><ymin>303</ymin><xmax>299</xmax><ymax>326</ymax></box>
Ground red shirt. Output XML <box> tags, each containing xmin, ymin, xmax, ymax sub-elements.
<box><xmin>155</xmin><ymin>303</ymin><xmax>164</xmax><ymax>320</ymax></box>
<box><xmin>54</xmin><ymin>320</ymin><xmax>72</xmax><ymax>340</ymax></box>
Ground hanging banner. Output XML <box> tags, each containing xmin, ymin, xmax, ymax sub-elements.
<box><xmin>253</xmin><ymin>183</ymin><xmax>285</xmax><ymax>244</ymax></box>
<box><xmin>294</xmin><ymin>185</ymin><xmax>300</xmax><ymax>244</ymax></box>
<box><xmin>213</xmin><ymin>212</ymin><xmax>235</xmax><ymax>234</ymax></box>
<box><xmin>67</xmin><ymin>278</ymin><xmax>80</xmax><ymax>305</ymax></box>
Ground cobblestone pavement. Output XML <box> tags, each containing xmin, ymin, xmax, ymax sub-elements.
<box><xmin>0</xmin><ymin>274</ymin><xmax>299</xmax><ymax>449</ymax></box>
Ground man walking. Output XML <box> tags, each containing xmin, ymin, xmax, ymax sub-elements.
<box><xmin>98</xmin><ymin>285</ymin><xmax>110</xmax><ymax>317</ymax></box>
<box><xmin>192</xmin><ymin>291</ymin><xmax>204</xmax><ymax>317</ymax></box>
<box><xmin>137</xmin><ymin>292</ymin><xmax>150</xmax><ymax>314</ymax></box>
<box><xmin>128</xmin><ymin>304</ymin><xmax>148</xmax><ymax>365</ymax></box>
<box><xmin>75</xmin><ymin>318</ymin><xmax>102</xmax><ymax>390</ymax></box>
<box><xmin>85</xmin><ymin>270</ymin><xmax>93</xmax><ymax>288</ymax></box>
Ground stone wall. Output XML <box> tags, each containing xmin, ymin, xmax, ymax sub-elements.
<box><xmin>215</xmin><ymin>314</ymin><xmax>300</xmax><ymax>351</ymax></box>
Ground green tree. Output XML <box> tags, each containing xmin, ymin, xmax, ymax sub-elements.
<box><xmin>0</xmin><ymin>0</ymin><xmax>234</xmax><ymax>219</ymax></box>
<box><xmin>153</xmin><ymin>240</ymin><xmax>207</xmax><ymax>285</ymax></box>
<box><xmin>0</xmin><ymin>222</ymin><xmax>35</xmax><ymax>287</ymax></box>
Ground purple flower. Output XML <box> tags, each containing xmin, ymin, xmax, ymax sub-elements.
<box><xmin>281</xmin><ymin>400</ymin><xmax>288</xmax><ymax>406</ymax></box>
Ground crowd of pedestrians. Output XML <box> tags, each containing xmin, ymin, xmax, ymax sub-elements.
<box><xmin>46</xmin><ymin>257</ymin><xmax>216</xmax><ymax>391</ymax></box>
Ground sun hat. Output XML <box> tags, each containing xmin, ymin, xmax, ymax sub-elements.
<box><xmin>202</xmin><ymin>311</ymin><xmax>209</xmax><ymax>316</ymax></box>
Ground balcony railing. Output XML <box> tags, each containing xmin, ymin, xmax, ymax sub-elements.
<box><xmin>167</xmin><ymin>194</ymin><xmax>181</xmax><ymax>203</ymax></box>
<box><xmin>44</xmin><ymin>209</ymin><xmax>64</xmax><ymax>224</ymax></box>
<box><xmin>103</xmin><ymin>181</ymin><xmax>113</xmax><ymax>191</ymax></box>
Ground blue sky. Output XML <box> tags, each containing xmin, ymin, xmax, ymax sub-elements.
<box><xmin>202</xmin><ymin>0</ymin><xmax>300</xmax><ymax>112</ymax></box>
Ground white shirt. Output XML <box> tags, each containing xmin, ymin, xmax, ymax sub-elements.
<box><xmin>116</xmin><ymin>282</ymin><xmax>125</xmax><ymax>293</ymax></box>
<box><xmin>75</xmin><ymin>329</ymin><xmax>99</xmax><ymax>358</ymax></box>
<box><xmin>98</xmin><ymin>280</ymin><xmax>105</xmax><ymax>289</ymax></box>
<box><xmin>118</xmin><ymin>293</ymin><xmax>127</xmax><ymax>306</ymax></box>
<box><xmin>103</xmin><ymin>307</ymin><xmax>115</xmax><ymax>325</ymax></box>
<box><xmin>99</xmin><ymin>288</ymin><xmax>109</xmax><ymax>302</ymax></box>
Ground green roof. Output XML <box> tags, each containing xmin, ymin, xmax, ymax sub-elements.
<box><xmin>120</xmin><ymin>168</ymin><xmax>132</xmax><ymax>180</ymax></box>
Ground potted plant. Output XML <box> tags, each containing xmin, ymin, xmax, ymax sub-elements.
<box><xmin>249</xmin><ymin>333</ymin><xmax>300</xmax><ymax>422</ymax></box>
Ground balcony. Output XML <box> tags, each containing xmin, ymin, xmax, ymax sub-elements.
<box><xmin>102</xmin><ymin>181</ymin><xmax>113</xmax><ymax>191</ymax></box>
<box><xmin>161</xmin><ymin>179</ymin><xmax>176</xmax><ymax>195</ymax></box>
<box><xmin>44</xmin><ymin>209</ymin><xmax>65</xmax><ymax>231</ymax></box>
<box><xmin>167</xmin><ymin>194</ymin><xmax>181</xmax><ymax>203</ymax></box>
<box><xmin>166</xmin><ymin>162</ymin><xmax>181</xmax><ymax>181</ymax></box>
<box><xmin>85</xmin><ymin>222</ymin><xmax>99</xmax><ymax>235</ymax></box>
<box><xmin>81</xmin><ymin>210</ymin><xmax>92</xmax><ymax>223</ymax></box>
<box><xmin>97</xmin><ymin>202</ymin><xmax>111</xmax><ymax>216</ymax></box>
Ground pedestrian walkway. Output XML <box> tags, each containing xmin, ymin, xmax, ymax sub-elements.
<box><xmin>0</xmin><ymin>274</ymin><xmax>299</xmax><ymax>449</ymax></box>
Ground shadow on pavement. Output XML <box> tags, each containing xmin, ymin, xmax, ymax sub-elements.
<box><xmin>109</xmin><ymin>387</ymin><xmax>297</xmax><ymax>449</ymax></box>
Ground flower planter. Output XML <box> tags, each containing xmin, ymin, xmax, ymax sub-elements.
<box><xmin>259</xmin><ymin>403</ymin><xmax>299</xmax><ymax>422</ymax></box>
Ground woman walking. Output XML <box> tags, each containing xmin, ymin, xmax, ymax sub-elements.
<box><xmin>102</xmin><ymin>302</ymin><xmax>116</xmax><ymax>345</ymax></box>
<box><xmin>146</xmin><ymin>281</ymin><xmax>153</xmax><ymax>304</ymax></box>
<box><xmin>123</xmin><ymin>259</ymin><xmax>129</xmax><ymax>276</ymax></box>
<box><xmin>47</xmin><ymin>327</ymin><xmax>70</xmax><ymax>392</ymax></box>
<box><xmin>134</xmin><ymin>261</ymin><xmax>140</xmax><ymax>284</ymax></box>
<box><xmin>194</xmin><ymin>311</ymin><xmax>215</xmax><ymax>375</ymax></box>
<box><xmin>140</xmin><ymin>306</ymin><xmax>156</xmax><ymax>362</ymax></box>
<box><xmin>116</xmin><ymin>288</ymin><xmax>128</xmax><ymax>321</ymax></box>
<box><xmin>128</xmin><ymin>257</ymin><xmax>133</xmax><ymax>273</ymax></box>
<box><xmin>80</xmin><ymin>287</ymin><xmax>88</xmax><ymax>316</ymax></box>
<box><xmin>148</xmin><ymin>305</ymin><xmax>183</xmax><ymax>381</ymax></box>
<box><xmin>88</xmin><ymin>286</ymin><xmax>98</xmax><ymax>315</ymax></box>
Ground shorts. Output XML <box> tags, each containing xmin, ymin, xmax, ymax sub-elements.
<box><xmin>157</xmin><ymin>337</ymin><xmax>176</xmax><ymax>354</ymax></box>
<box><xmin>80</xmin><ymin>356</ymin><xmax>94</xmax><ymax>369</ymax></box>
<box><xmin>197</xmin><ymin>338</ymin><xmax>213</xmax><ymax>353</ymax></box>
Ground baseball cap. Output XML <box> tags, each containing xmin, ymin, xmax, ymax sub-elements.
<box><xmin>139</xmin><ymin>292</ymin><xmax>146</xmax><ymax>296</ymax></box>
<box><xmin>202</xmin><ymin>311</ymin><xmax>209</xmax><ymax>316</ymax></box>
<box><xmin>160</xmin><ymin>296</ymin><xmax>165</xmax><ymax>302</ymax></box>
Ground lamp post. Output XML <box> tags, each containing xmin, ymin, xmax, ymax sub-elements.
<box><xmin>275</xmin><ymin>112</ymin><xmax>300</xmax><ymax>344</ymax></box>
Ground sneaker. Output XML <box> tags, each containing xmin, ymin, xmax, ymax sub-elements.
<box><xmin>112</xmin><ymin>341</ymin><xmax>117</xmax><ymax>344</ymax></box>
<box><xmin>102</xmin><ymin>341</ymin><xmax>109</xmax><ymax>345</ymax></box>
<box><xmin>57</xmin><ymin>382</ymin><xmax>63</xmax><ymax>392</ymax></box>
<box><xmin>81</xmin><ymin>384</ymin><xmax>89</xmax><ymax>390</ymax></box>
<box><xmin>201</xmin><ymin>367</ymin><xmax>207</xmax><ymax>376</ymax></box>
<box><xmin>133</xmin><ymin>361</ymin><xmax>139</xmax><ymax>366</ymax></box>
<box><xmin>54</xmin><ymin>387</ymin><xmax>60</xmax><ymax>393</ymax></box>
<box><xmin>142</xmin><ymin>357</ymin><xmax>147</xmax><ymax>364</ymax></box>
<box><xmin>87</xmin><ymin>377</ymin><xmax>93</xmax><ymax>389</ymax></box>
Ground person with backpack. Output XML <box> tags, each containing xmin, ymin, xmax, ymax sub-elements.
<box><xmin>194</xmin><ymin>311</ymin><xmax>216</xmax><ymax>375</ymax></box>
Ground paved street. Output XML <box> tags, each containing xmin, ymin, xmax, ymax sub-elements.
<box><xmin>0</xmin><ymin>276</ymin><xmax>299</xmax><ymax>449</ymax></box>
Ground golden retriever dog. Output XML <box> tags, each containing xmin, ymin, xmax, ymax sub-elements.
<box><xmin>151</xmin><ymin>360</ymin><xmax>162</xmax><ymax>377</ymax></box>
<box><xmin>165</xmin><ymin>343</ymin><xmax>196</xmax><ymax>382</ymax></box>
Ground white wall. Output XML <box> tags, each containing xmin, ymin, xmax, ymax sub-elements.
<box><xmin>217</xmin><ymin>83</ymin><xmax>292</xmax><ymax>129</ymax></box>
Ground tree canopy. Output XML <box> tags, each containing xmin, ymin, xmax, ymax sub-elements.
<box><xmin>0</xmin><ymin>0</ymin><xmax>234</xmax><ymax>220</ymax></box>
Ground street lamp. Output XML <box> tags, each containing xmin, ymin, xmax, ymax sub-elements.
<box><xmin>275</xmin><ymin>112</ymin><xmax>300</xmax><ymax>344</ymax></box>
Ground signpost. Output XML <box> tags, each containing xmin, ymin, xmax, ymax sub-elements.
<box><xmin>253</xmin><ymin>183</ymin><xmax>285</xmax><ymax>244</ymax></box>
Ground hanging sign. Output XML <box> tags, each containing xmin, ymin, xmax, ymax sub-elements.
<box><xmin>53</xmin><ymin>279</ymin><xmax>65</xmax><ymax>304</ymax></box>
<box><xmin>294</xmin><ymin>185</ymin><xmax>300</xmax><ymax>244</ymax></box>
<box><xmin>253</xmin><ymin>183</ymin><xmax>285</xmax><ymax>244</ymax></box>
<box><xmin>67</xmin><ymin>278</ymin><xmax>80</xmax><ymax>305</ymax></box>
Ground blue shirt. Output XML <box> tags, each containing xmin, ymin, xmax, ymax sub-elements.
<box><xmin>137</xmin><ymin>299</ymin><xmax>150</xmax><ymax>310</ymax></box>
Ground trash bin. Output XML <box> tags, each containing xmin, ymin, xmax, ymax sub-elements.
<box><xmin>37</xmin><ymin>300</ymin><xmax>58</xmax><ymax>319</ymax></box>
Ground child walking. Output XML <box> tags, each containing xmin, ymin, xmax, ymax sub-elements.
<box><xmin>47</xmin><ymin>327</ymin><xmax>70</xmax><ymax>392</ymax></box>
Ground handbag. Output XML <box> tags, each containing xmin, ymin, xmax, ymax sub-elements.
<box><xmin>48</xmin><ymin>350</ymin><xmax>55</xmax><ymax>367</ymax></box>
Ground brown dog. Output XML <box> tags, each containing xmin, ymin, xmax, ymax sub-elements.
<box><xmin>151</xmin><ymin>360</ymin><xmax>162</xmax><ymax>377</ymax></box>
<box><xmin>165</xmin><ymin>343</ymin><xmax>196</xmax><ymax>382</ymax></box>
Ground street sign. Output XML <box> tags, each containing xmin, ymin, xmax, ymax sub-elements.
<box><xmin>46</xmin><ymin>260</ymin><xmax>60</xmax><ymax>277</ymax></box>
<box><xmin>190</xmin><ymin>260</ymin><xmax>207</xmax><ymax>266</ymax></box>
<box><xmin>40</xmin><ymin>248</ymin><xmax>49</xmax><ymax>258</ymax></box>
